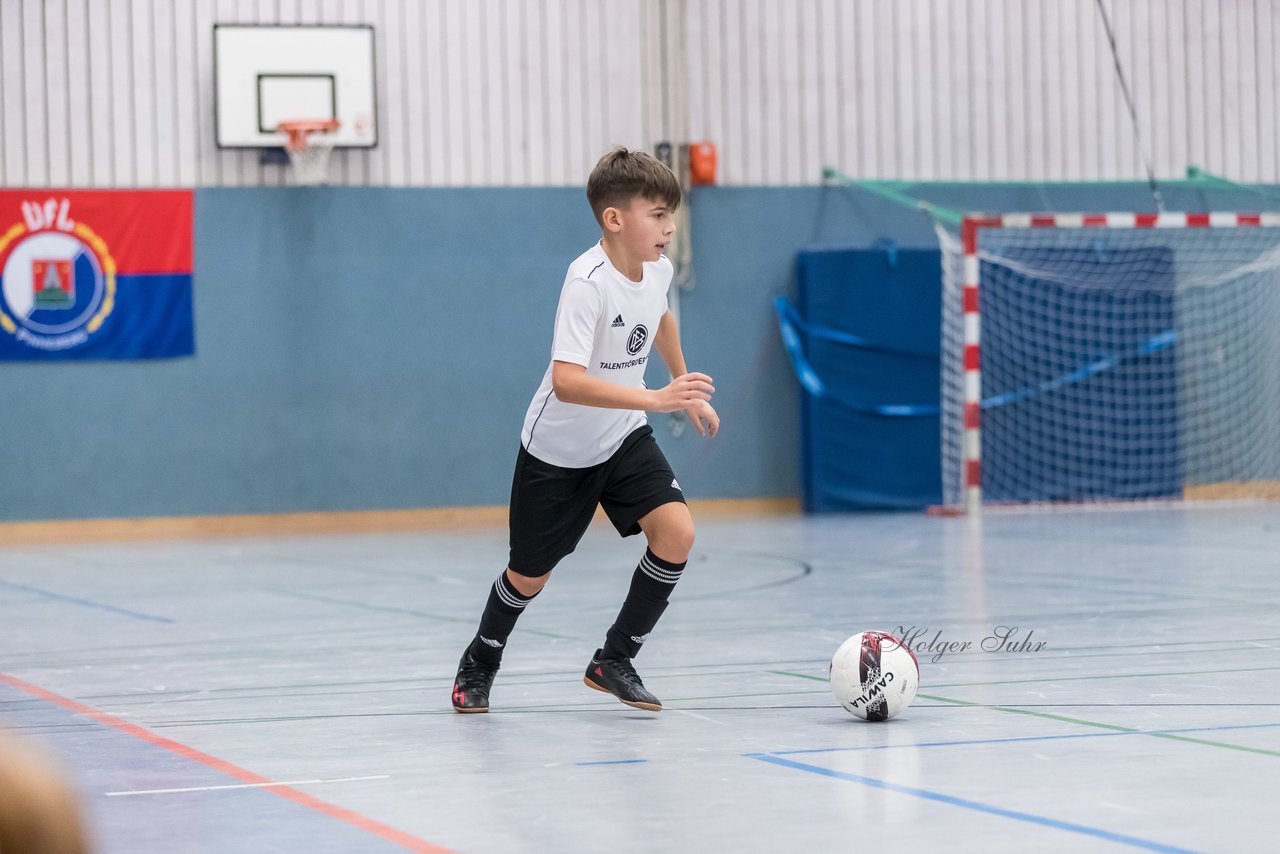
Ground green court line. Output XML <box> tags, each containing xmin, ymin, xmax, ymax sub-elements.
<box><xmin>920</xmin><ymin>693</ymin><xmax>1138</xmax><ymax>731</ymax></box>
<box><xmin>767</xmin><ymin>670</ymin><xmax>828</xmax><ymax>683</ymax></box>
<box><xmin>765</xmin><ymin>669</ymin><xmax>1280</xmax><ymax>758</ymax></box>
<box><xmin>769</xmin><ymin>664</ymin><xmax>1280</xmax><ymax>690</ymax></box>
<box><xmin>907</xmin><ymin>644</ymin><xmax>1280</xmax><ymax>665</ymax></box>
<box><xmin>667</xmin><ymin>688</ymin><xmax>826</xmax><ymax>703</ymax></box>
<box><xmin>258</xmin><ymin>586</ymin><xmax>576</xmax><ymax>640</ymax></box>
<box><xmin>925</xmin><ymin>664</ymin><xmax>1280</xmax><ymax>689</ymax></box>
<box><xmin>917</xmin><ymin>694</ymin><xmax>1280</xmax><ymax>759</ymax></box>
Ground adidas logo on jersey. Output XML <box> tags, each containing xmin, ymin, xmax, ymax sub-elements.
<box><xmin>611</xmin><ymin>314</ymin><xmax>625</xmax><ymax>328</ymax></box>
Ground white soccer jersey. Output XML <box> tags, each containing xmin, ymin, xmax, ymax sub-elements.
<box><xmin>521</xmin><ymin>242</ymin><xmax>672</xmax><ymax>468</ymax></box>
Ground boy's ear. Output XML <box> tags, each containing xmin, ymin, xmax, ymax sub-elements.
<box><xmin>601</xmin><ymin>205</ymin><xmax>624</xmax><ymax>233</ymax></box>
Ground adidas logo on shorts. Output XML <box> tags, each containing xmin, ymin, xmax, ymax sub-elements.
<box><xmin>671</xmin><ymin>478</ymin><xmax>681</xmax><ymax>490</ymax></box>
<box><xmin>612</xmin><ymin>314</ymin><xmax>625</xmax><ymax>328</ymax></box>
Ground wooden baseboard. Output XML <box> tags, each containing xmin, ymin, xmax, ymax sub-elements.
<box><xmin>0</xmin><ymin>498</ymin><xmax>800</xmax><ymax>546</ymax></box>
<box><xmin>686</xmin><ymin>497</ymin><xmax>800</xmax><ymax>517</ymax></box>
<box><xmin>1183</xmin><ymin>480</ymin><xmax>1280</xmax><ymax>501</ymax></box>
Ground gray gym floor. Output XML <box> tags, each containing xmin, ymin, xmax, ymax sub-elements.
<box><xmin>2</xmin><ymin>504</ymin><xmax>1277</xmax><ymax>853</ymax></box>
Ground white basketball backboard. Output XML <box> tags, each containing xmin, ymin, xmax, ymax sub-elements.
<box><xmin>213</xmin><ymin>24</ymin><xmax>377</xmax><ymax>148</ymax></box>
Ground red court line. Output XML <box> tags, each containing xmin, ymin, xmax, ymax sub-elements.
<box><xmin>0</xmin><ymin>671</ymin><xmax>454</xmax><ymax>854</ymax></box>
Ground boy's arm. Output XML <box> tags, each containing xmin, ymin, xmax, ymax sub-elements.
<box><xmin>653</xmin><ymin>309</ymin><xmax>688</xmax><ymax>378</ymax></box>
<box><xmin>552</xmin><ymin>361</ymin><xmax>713</xmax><ymax>413</ymax></box>
<box><xmin>653</xmin><ymin>309</ymin><xmax>720</xmax><ymax>437</ymax></box>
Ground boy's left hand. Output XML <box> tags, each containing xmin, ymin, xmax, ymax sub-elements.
<box><xmin>684</xmin><ymin>400</ymin><xmax>719</xmax><ymax>437</ymax></box>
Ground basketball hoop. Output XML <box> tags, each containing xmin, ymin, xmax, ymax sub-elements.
<box><xmin>277</xmin><ymin>119</ymin><xmax>340</xmax><ymax>185</ymax></box>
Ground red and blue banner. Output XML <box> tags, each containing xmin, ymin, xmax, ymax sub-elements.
<box><xmin>0</xmin><ymin>191</ymin><xmax>194</xmax><ymax>360</ymax></box>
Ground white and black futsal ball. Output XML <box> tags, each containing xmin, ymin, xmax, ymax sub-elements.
<box><xmin>829</xmin><ymin>631</ymin><xmax>919</xmax><ymax>721</ymax></box>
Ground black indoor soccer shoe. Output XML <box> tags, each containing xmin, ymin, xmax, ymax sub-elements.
<box><xmin>452</xmin><ymin>648</ymin><xmax>499</xmax><ymax>713</ymax></box>
<box><xmin>583</xmin><ymin>649</ymin><xmax>662</xmax><ymax>712</ymax></box>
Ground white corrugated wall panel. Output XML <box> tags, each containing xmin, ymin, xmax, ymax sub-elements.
<box><xmin>2</xmin><ymin>0</ymin><xmax>1279</xmax><ymax>188</ymax></box>
<box><xmin>1260</xmin><ymin>0</ymin><xmax>1279</xmax><ymax>182</ymax></box>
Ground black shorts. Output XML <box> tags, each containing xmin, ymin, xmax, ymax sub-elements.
<box><xmin>508</xmin><ymin>425</ymin><xmax>686</xmax><ymax>577</ymax></box>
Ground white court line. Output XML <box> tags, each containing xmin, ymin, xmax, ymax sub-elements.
<box><xmin>674</xmin><ymin>709</ymin><xmax>725</xmax><ymax>726</ymax></box>
<box><xmin>105</xmin><ymin>774</ymin><xmax>389</xmax><ymax>797</ymax></box>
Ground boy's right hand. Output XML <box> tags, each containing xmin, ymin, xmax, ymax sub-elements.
<box><xmin>651</xmin><ymin>373</ymin><xmax>715</xmax><ymax>413</ymax></box>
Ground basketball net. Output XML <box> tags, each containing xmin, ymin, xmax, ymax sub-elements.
<box><xmin>278</xmin><ymin>119</ymin><xmax>340</xmax><ymax>185</ymax></box>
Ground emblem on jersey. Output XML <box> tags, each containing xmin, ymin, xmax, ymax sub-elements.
<box><xmin>626</xmin><ymin>324</ymin><xmax>648</xmax><ymax>356</ymax></box>
<box><xmin>0</xmin><ymin>199</ymin><xmax>114</xmax><ymax>351</ymax></box>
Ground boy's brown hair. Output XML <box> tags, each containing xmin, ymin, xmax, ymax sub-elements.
<box><xmin>586</xmin><ymin>147</ymin><xmax>682</xmax><ymax>226</ymax></box>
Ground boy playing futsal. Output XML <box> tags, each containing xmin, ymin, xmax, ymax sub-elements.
<box><xmin>452</xmin><ymin>147</ymin><xmax>718</xmax><ymax>713</ymax></box>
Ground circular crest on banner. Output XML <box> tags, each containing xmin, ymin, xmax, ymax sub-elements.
<box><xmin>0</xmin><ymin>220</ymin><xmax>116</xmax><ymax>351</ymax></box>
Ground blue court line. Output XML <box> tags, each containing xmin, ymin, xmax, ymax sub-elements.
<box><xmin>770</xmin><ymin>720</ymin><xmax>1280</xmax><ymax>756</ymax></box>
<box><xmin>573</xmin><ymin>759</ymin><xmax>648</xmax><ymax>766</ymax></box>
<box><xmin>0</xmin><ymin>580</ymin><xmax>174</xmax><ymax>623</ymax></box>
<box><xmin>746</xmin><ymin>753</ymin><xmax>1203</xmax><ymax>854</ymax></box>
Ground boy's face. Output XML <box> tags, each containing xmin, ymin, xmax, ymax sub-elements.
<box><xmin>606</xmin><ymin>196</ymin><xmax>676</xmax><ymax>263</ymax></box>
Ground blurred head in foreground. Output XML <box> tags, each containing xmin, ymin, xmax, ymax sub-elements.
<box><xmin>0</xmin><ymin>732</ymin><xmax>90</xmax><ymax>854</ymax></box>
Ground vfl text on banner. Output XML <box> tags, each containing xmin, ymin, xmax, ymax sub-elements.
<box><xmin>0</xmin><ymin>191</ymin><xmax>194</xmax><ymax>360</ymax></box>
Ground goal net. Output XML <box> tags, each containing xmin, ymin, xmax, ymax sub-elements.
<box><xmin>939</xmin><ymin>212</ymin><xmax>1280</xmax><ymax>513</ymax></box>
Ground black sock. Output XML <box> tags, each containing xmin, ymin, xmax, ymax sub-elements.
<box><xmin>469</xmin><ymin>571</ymin><xmax>538</xmax><ymax>665</ymax></box>
<box><xmin>602</xmin><ymin>548</ymin><xmax>686</xmax><ymax>660</ymax></box>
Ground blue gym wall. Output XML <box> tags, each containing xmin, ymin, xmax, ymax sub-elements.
<box><xmin>0</xmin><ymin>187</ymin><xmax>821</xmax><ymax>522</ymax></box>
<box><xmin>1</xmin><ymin>182</ymin><xmax>1271</xmax><ymax>522</ymax></box>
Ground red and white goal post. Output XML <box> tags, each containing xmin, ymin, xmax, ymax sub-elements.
<box><xmin>939</xmin><ymin>211</ymin><xmax>1280</xmax><ymax>515</ymax></box>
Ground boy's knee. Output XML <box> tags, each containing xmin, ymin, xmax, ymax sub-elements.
<box><xmin>506</xmin><ymin>567</ymin><xmax>551</xmax><ymax>596</ymax></box>
<box><xmin>650</xmin><ymin>521</ymin><xmax>695</xmax><ymax>563</ymax></box>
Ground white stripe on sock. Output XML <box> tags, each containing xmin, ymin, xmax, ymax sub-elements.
<box><xmin>640</xmin><ymin>554</ymin><xmax>683</xmax><ymax>585</ymax></box>
<box><xmin>494</xmin><ymin>578</ymin><xmax>530</xmax><ymax>610</ymax></box>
